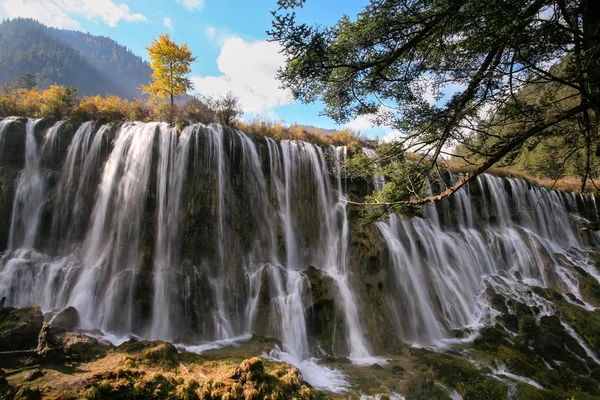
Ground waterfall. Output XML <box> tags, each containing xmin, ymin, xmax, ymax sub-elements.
<box><xmin>50</xmin><ymin>121</ymin><xmax>95</xmax><ymax>250</ymax></box>
<box><xmin>8</xmin><ymin>118</ymin><xmax>45</xmax><ymax>249</ymax></box>
<box><xmin>1</xmin><ymin>119</ymin><xmax>599</xmax><ymax>381</ymax></box>
<box><xmin>377</xmin><ymin>173</ymin><xmax>600</xmax><ymax>345</ymax></box>
<box><xmin>0</xmin><ymin>117</ymin><xmax>19</xmax><ymax>155</ymax></box>
<box><xmin>152</xmin><ymin>124</ymin><xmax>195</xmax><ymax>340</ymax></box>
<box><xmin>70</xmin><ymin>122</ymin><xmax>160</xmax><ymax>333</ymax></box>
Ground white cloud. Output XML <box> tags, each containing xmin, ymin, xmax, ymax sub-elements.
<box><xmin>0</xmin><ymin>0</ymin><xmax>147</xmax><ymax>28</ymax></box>
<box><xmin>204</xmin><ymin>25</ymin><xmax>230</xmax><ymax>45</ymax></box>
<box><xmin>345</xmin><ymin>114</ymin><xmax>377</xmax><ymax>132</ymax></box>
<box><xmin>191</xmin><ymin>37</ymin><xmax>293</xmax><ymax>114</ymax></box>
<box><xmin>164</xmin><ymin>17</ymin><xmax>174</xmax><ymax>30</ymax></box>
<box><xmin>0</xmin><ymin>0</ymin><xmax>79</xmax><ymax>28</ymax></box>
<box><xmin>177</xmin><ymin>0</ymin><xmax>204</xmax><ymax>11</ymax></box>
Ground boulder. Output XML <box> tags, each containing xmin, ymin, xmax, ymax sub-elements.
<box><xmin>24</xmin><ymin>368</ymin><xmax>44</xmax><ymax>382</ymax></box>
<box><xmin>229</xmin><ymin>357</ymin><xmax>265</xmax><ymax>383</ymax></box>
<box><xmin>61</xmin><ymin>332</ymin><xmax>107</xmax><ymax>361</ymax></box>
<box><xmin>50</xmin><ymin>306</ymin><xmax>80</xmax><ymax>331</ymax></box>
<box><xmin>0</xmin><ymin>307</ymin><xmax>44</xmax><ymax>351</ymax></box>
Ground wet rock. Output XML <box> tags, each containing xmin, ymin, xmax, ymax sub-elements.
<box><xmin>391</xmin><ymin>365</ymin><xmax>405</xmax><ymax>374</ymax></box>
<box><xmin>474</xmin><ymin>325</ymin><xmax>509</xmax><ymax>348</ymax></box>
<box><xmin>50</xmin><ymin>306</ymin><xmax>80</xmax><ymax>331</ymax></box>
<box><xmin>0</xmin><ymin>307</ymin><xmax>44</xmax><ymax>351</ymax></box>
<box><xmin>24</xmin><ymin>368</ymin><xmax>44</xmax><ymax>382</ymax></box>
<box><xmin>501</xmin><ymin>313</ymin><xmax>519</xmax><ymax>332</ymax></box>
<box><xmin>78</xmin><ymin>328</ymin><xmax>105</xmax><ymax>336</ymax></box>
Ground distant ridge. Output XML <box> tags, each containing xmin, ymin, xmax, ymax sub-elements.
<box><xmin>0</xmin><ymin>18</ymin><xmax>152</xmax><ymax>99</ymax></box>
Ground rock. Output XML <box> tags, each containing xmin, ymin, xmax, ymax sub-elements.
<box><xmin>0</xmin><ymin>307</ymin><xmax>44</xmax><ymax>351</ymax></box>
<box><xmin>37</xmin><ymin>322</ymin><xmax>51</xmax><ymax>349</ymax></box>
<box><xmin>229</xmin><ymin>357</ymin><xmax>265</xmax><ymax>383</ymax></box>
<box><xmin>50</xmin><ymin>306</ymin><xmax>80</xmax><ymax>331</ymax></box>
<box><xmin>43</xmin><ymin>311</ymin><xmax>57</xmax><ymax>323</ymax></box>
<box><xmin>391</xmin><ymin>365</ymin><xmax>405</xmax><ymax>374</ymax></box>
<box><xmin>78</xmin><ymin>328</ymin><xmax>104</xmax><ymax>336</ymax></box>
<box><xmin>0</xmin><ymin>297</ymin><xmax>5</xmax><ymax>309</ymax></box>
<box><xmin>24</xmin><ymin>368</ymin><xmax>44</xmax><ymax>382</ymax></box>
<box><xmin>142</xmin><ymin>342</ymin><xmax>178</xmax><ymax>365</ymax></box>
<box><xmin>61</xmin><ymin>332</ymin><xmax>107</xmax><ymax>361</ymax></box>
<box><xmin>13</xmin><ymin>387</ymin><xmax>42</xmax><ymax>400</ymax></box>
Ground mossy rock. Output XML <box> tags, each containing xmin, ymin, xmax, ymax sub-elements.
<box><xmin>60</xmin><ymin>332</ymin><xmax>108</xmax><ymax>361</ymax></box>
<box><xmin>410</xmin><ymin>349</ymin><xmax>506</xmax><ymax>400</ymax></box>
<box><xmin>0</xmin><ymin>307</ymin><xmax>43</xmax><ymax>351</ymax></box>
<box><xmin>50</xmin><ymin>306</ymin><xmax>80</xmax><ymax>332</ymax></box>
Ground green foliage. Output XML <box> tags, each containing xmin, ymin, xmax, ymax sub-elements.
<box><xmin>412</xmin><ymin>350</ymin><xmax>506</xmax><ymax>400</ymax></box>
<box><xmin>13</xmin><ymin>73</ymin><xmax>36</xmax><ymax>90</ymax></box>
<box><xmin>0</xmin><ymin>18</ymin><xmax>151</xmax><ymax>98</ymax></box>
<box><xmin>213</xmin><ymin>91</ymin><xmax>243</xmax><ymax>127</ymax></box>
<box><xmin>270</xmin><ymin>0</ymin><xmax>600</xmax><ymax>215</ymax></box>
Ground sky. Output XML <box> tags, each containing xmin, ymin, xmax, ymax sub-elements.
<box><xmin>0</xmin><ymin>0</ymin><xmax>396</xmax><ymax>139</ymax></box>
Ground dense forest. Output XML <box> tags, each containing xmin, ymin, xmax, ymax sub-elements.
<box><xmin>0</xmin><ymin>18</ymin><xmax>151</xmax><ymax>98</ymax></box>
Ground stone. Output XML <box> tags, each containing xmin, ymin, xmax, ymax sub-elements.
<box><xmin>24</xmin><ymin>368</ymin><xmax>44</xmax><ymax>382</ymax></box>
<box><xmin>61</xmin><ymin>332</ymin><xmax>107</xmax><ymax>361</ymax></box>
<box><xmin>13</xmin><ymin>387</ymin><xmax>42</xmax><ymax>400</ymax></box>
<box><xmin>229</xmin><ymin>357</ymin><xmax>265</xmax><ymax>383</ymax></box>
<box><xmin>391</xmin><ymin>365</ymin><xmax>405</xmax><ymax>374</ymax></box>
<box><xmin>0</xmin><ymin>307</ymin><xmax>44</xmax><ymax>351</ymax></box>
<box><xmin>50</xmin><ymin>306</ymin><xmax>80</xmax><ymax>331</ymax></box>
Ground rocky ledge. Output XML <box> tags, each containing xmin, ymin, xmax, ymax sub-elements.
<box><xmin>0</xmin><ymin>306</ymin><xmax>326</xmax><ymax>400</ymax></box>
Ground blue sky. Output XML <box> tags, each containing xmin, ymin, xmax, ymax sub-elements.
<box><xmin>0</xmin><ymin>0</ymin><xmax>394</xmax><ymax>138</ymax></box>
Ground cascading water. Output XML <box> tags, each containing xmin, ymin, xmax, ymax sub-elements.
<box><xmin>152</xmin><ymin>124</ymin><xmax>195</xmax><ymax>340</ymax></box>
<box><xmin>70</xmin><ymin>122</ymin><xmax>160</xmax><ymax>333</ymax></box>
<box><xmin>0</xmin><ymin>117</ymin><xmax>19</xmax><ymax>154</ymax></box>
<box><xmin>8</xmin><ymin>118</ymin><xmax>45</xmax><ymax>249</ymax></box>
<box><xmin>377</xmin><ymin>173</ymin><xmax>600</xmax><ymax>345</ymax></box>
<box><xmin>1</xmin><ymin>119</ymin><xmax>600</xmax><ymax>393</ymax></box>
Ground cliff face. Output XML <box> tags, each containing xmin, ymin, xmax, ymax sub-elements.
<box><xmin>0</xmin><ymin>117</ymin><xmax>599</xmax><ymax>368</ymax></box>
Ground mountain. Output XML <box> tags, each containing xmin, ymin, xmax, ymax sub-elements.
<box><xmin>0</xmin><ymin>18</ymin><xmax>152</xmax><ymax>99</ymax></box>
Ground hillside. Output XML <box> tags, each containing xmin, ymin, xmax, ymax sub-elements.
<box><xmin>0</xmin><ymin>18</ymin><xmax>151</xmax><ymax>99</ymax></box>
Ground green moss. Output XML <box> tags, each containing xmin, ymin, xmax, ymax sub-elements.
<box><xmin>411</xmin><ymin>350</ymin><xmax>505</xmax><ymax>400</ymax></box>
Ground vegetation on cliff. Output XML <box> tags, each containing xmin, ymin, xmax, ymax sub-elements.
<box><xmin>270</xmin><ymin>0</ymin><xmax>600</xmax><ymax>217</ymax></box>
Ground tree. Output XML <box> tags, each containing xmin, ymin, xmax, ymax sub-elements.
<box><xmin>184</xmin><ymin>95</ymin><xmax>216</xmax><ymax>125</ymax></box>
<box><xmin>141</xmin><ymin>34</ymin><xmax>196</xmax><ymax>111</ymax></box>
<box><xmin>13</xmin><ymin>73</ymin><xmax>37</xmax><ymax>90</ymax></box>
<box><xmin>269</xmin><ymin>0</ymin><xmax>600</xmax><ymax>218</ymax></box>
<box><xmin>40</xmin><ymin>85</ymin><xmax>77</xmax><ymax>119</ymax></box>
<box><xmin>214</xmin><ymin>92</ymin><xmax>243</xmax><ymax>127</ymax></box>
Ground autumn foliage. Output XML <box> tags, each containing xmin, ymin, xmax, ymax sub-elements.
<box><xmin>0</xmin><ymin>85</ymin><xmax>369</xmax><ymax>148</ymax></box>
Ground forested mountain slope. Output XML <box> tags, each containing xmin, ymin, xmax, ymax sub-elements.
<box><xmin>0</xmin><ymin>18</ymin><xmax>151</xmax><ymax>98</ymax></box>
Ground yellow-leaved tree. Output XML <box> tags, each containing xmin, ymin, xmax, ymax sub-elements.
<box><xmin>141</xmin><ymin>34</ymin><xmax>196</xmax><ymax>115</ymax></box>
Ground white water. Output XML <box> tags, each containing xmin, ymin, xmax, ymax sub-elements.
<box><xmin>492</xmin><ymin>366</ymin><xmax>545</xmax><ymax>390</ymax></box>
<box><xmin>377</xmin><ymin>174</ymin><xmax>600</xmax><ymax>345</ymax></box>
<box><xmin>0</xmin><ymin>117</ymin><xmax>19</xmax><ymax>155</ymax></box>
<box><xmin>265</xmin><ymin>348</ymin><xmax>350</xmax><ymax>393</ymax></box>
<box><xmin>1</xmin><ymin>120</ymin><xmax>600</xmax><ymax>393</ymax></box>
<box><xmin>152</xmin><ymin>124</ymin><xmax>195</xmax><ymax>340</ymax></box>
<box><xmin>70</xmin><ymin>122</ymin><xmax>160</xmax><ymax>333</ymax></box>
<box><xmin>8</xmin><ymin>118</ymin><xmax>45</xmax><ymax>249</ymax></box>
